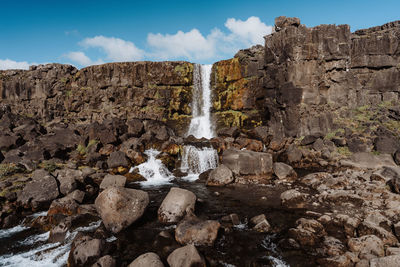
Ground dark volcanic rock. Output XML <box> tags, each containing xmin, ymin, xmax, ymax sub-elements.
<box><xmin>374</xmin><ymin>136</ymin><xmax>400</xmax><ymax>154</ymax></box>
<box><xmin>107</xmin><ymin>151</ymin><xmax>130</xmax><ymax>169</ymax></box>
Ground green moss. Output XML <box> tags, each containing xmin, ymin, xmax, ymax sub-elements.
<box><xmin>215</xmin><ymin>110</ymin><xmax>249</xmax><ymax>127</ymax></box>
<box><xmin>41</xmin><ymin>161</ymin><xmax>58</xmax><ymax>173</ymax></box>
<box><xmin>174</xmin><ymin>63</ymin><xmax>193</xmax><ymax>77</ymax></box>
<box><xmin>325</xmin><ymin>128</ymin><xmax>345</xmax><ymax>140</ymax></box>
<box><xmin>0</xmin><ymin>164</ymin><xmax>25</xmax><ymax>179</ymax></box>
<box><xmin>77</xmin><ymin>144</ymin><xmax>87</xmax><ymax>155</ymax></box>
<box><xmin>336</xmin><ymin>146</ymin><xmax>352</xmax><ymax>157</ymax></box>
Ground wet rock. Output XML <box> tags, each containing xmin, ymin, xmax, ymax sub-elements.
<box><xmin>107</xmin><ymin>151</ymin><xmax>130</xmax><ymax>169</ymax></box>
<box><xmin>17</xmin><ymin>170</ymin><xmax>59</xmax><ymax>209</ymax></box>
<box><xmin>347</xmin><ymin>235</ymin><xmax>385</xmax><ymax>258</ymax></box>
<box><xmin>95</xmin><ymin>187</ymin><xmax>149</xmax><ymax>233</ymax></box>
<box><xmin>69</xmin><ymin>234</ymin><xmax>105</xmax><ymax>267</ymax></box>
<box><xmin>99</xmin><ymin>174</ymin><xmax>126</xmax><ymax>190</ymax></box>
<box><xmin>370</xmin><ymin>255</ymin><xmax>400</xmax><ymax>267</ymax></box>
<box><xmin>250</xmin><ymin>214</ymin><xmax>271</xmax><ymax>232</ymax></box>
<box><xmin>221</xmin><ymin>213</ymin><xmax>240</xmax><ymax>226</ymax></box>
<box><xmin>49</xmin><ymin>221</ymin><xmax>69</xmax><ymax>243</ymax></box>
<box><xmin>128</xmin><ymin>252</ymin><xmax>164</xmax><ymax>267</ymax></box>
<box><xmin>206</xmin><ymin>164</ymin><xmax>234</xmax><ymax>186</ymax></box>
<box><xmin>222</xmin><ymin>149</ymin><xmax>273</xmax><ymax>180</ymax></box>
<box><xmin>47</xmin><ymin>196</ymin><xmax>79</xmax><ymax>223</ymax></box>
<box><xmin>167</xmin><ymin>244</ymin><xmax>205</xmax><ymax>267</ymax></box>
<box><xmin>280</xmin><ymin>189</ymin><xmax>308</xmax><ymax>208</ymax></box>
<box><xmin>175</xmin><ymin>215</ymin><xmax>220</xmax><ymax>246</ymax></box>
<box><xmin>273</xmin><ymin>162</ymin><xmax>297</xmax><ymax>181</ymax></box>
<box><xmin>92</xmin><ymin>255</ymin><xmax>116</xmax><ymax>267</ymax></box>
<box><xmin>158</xmin><ymin>187</ymin><xmax>196</xmax><ymax>223</ymax></box>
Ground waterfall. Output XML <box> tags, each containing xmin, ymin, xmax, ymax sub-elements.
<box><xmin>181</xmin><ymin>64</ymin><xmax>218</xmax><ymax>180</ymax></box>
<box><xmin>187</xmin><ymin>64</ymin><xmax>214</xmax><ymax>139</ymax></box>
<box><xmin>129</xmin><ymin>149</ymin><xmax>174</xmax><ymax>187</ymax></box>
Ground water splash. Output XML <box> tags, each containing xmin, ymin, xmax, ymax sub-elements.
<box><xmin>180</xmin><ymin>145</ymin><xmax>218</xmax><ymax>181</ymax></box>
<box><xmin>129</xmin><ymin>149</ymin><xmax>174</xmax><ymax>187</ymax></box>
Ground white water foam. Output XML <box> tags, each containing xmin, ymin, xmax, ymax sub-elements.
<box><xmin>0</xmin><ymin>225</ymin><xmax>29</xmax><ymax>239</ymax></box>
<box><xmin>129</xmin><ymin>149</ymin><xmax>174</xmax><ymax>187</ymax></box>
<box><xmin>0</xmin><ymin>220</ymin><xmax>102</xmax><ymax>267</ymax></box>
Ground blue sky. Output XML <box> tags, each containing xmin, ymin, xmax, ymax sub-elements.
<box><xmin>1</xmin><ymin>0</ymin><xmax>399</xmax><ymax>69</ymax></box>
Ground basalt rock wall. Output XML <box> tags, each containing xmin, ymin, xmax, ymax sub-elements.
<box><xmin>212</xmin><ymin>17</ymin><xmax>400</xmax><ymax>137</ymax></box>
<box><xmin>0</xmin><ymin>61</ymin><xmax>194</xmax><ymax>135</ymax></box>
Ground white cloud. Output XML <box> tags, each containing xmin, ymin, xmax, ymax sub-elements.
<box><xmin>64</xmin><ymin>16</ymin><xmax>272</xmax><ymax>65</ymax></box>
<box><xmin>65</xmin><ymin>51</ymin><xmax>93</xmax><ymax>66</ymax></box>
<box><xmin>0</xmin><ymin>59</ymin><xmax>30</xmax><ymax>70</ymax></box>
<box><xmin>80</xmin><ymin>36</ymin><xmax>144</xmax><ymax>61</ymax></box>
<box><xmin>225</xmin><ymin>16</ymin><xmax>273</xmax><ymax>45</ymax></box>
<box><xmin>146</xmin><ymin>16</ymin><xmax>272</xmax><ymax>61</ymax></box>
<box><xmin>147</xmin><ymin>29</ymin><xmax>216</xmax><ymax>60</ymax></box>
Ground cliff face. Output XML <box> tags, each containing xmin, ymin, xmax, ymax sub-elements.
<box><xmin>1</xmin><ymin>18</ymin><xmax>400</xmax><ymax>138</ymax></box>
<box><xmin>0</xmin><ymin>61</ymin><xmax>194</xmax><ymax>135</ymax></box>
<box><xmin>213</xmin><ymin>17</ymin><xmax>400</xmax><ymax>137</ymax></box>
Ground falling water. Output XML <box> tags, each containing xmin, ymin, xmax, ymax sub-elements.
<box><xmin>187</xmin><ymin>64</ymin><xmax>214</xmax><ymax>139</ymax></box>
<box><xmin>129</xmin><ymin>149</ymin><xmax>174</xmax><ymax>187</ymax></box>
<box><xmin>181</xmin><ymin>64</ymin><xmax>218</xmax><ymax>179</ymax></box>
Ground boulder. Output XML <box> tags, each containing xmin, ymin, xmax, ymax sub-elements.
<box><xmin>280</xmin><ymin>189</ymin><xmax>308</xmax><ymax>208</ymax></box>
<box><xmin>370</xmin><ymin>255</ymin><xmax>400</xmax><ymax>267</ymax></box>
<box><xmin>68</xmin><ymin>235</ymin><xmax>105</xmax><ymax>267</ymax></box>
<box><xmin>126</xmin><ymin>119</ymin><xmax>144</xmax><ymax>137</ymax></box>
<box><xmin>250</xmin><ymin>214</ymin><xmax>271</xmax><ymax>232</ymax></box>
<box><xmin>273</xmin><ymin>162</ymin><xmax>297</xmax><ymax>181</ymax></box>
<box><xmin>17</xmin><ymin>170</ymin><xmax>59</xmax><ymax>209</ymax></box>
<box><xmin>347</xmin><ymin>235</ymin><xmax>385</xmax><ymax>257</ymax></box>
<box><xmin>69</xmin><ymin>190</ymin><xmax>86</xmax><ymax>204</ymax></box>
<box><xmin>248</xmin><ymin>126</ymin><xmax>272</xmax><ymax>144</ymax></box>
<box><xmin>158</xmin><ymin>188</ymin><xmax>196</xmax><ymax>223</ymax></box>
<box><xmin>47</xmin><ymin>196</ymin><xmax>79</xmax><ymax>222</ymax></box>
<box><xmin>217</xmin><ymin>127</ymin><xmax>240</xmax><ymax>138</ymax></box>
<box><xmin>107</xmin><ymin>151</ymin><xmax>130</xmax><ymax>169</ymax></box>
<box><xmin>128</xmin><ymin>252</ymin><xmax>164</xmax><ymax>267</ymax></box>
<box><xmin>92</xmin><ymin>255</ymin><xmax>116</xmax><ymax>267</ymax></box>
<box><xmin>167</xmin><ymin>244</ymin><xmax>205</xmax><ymax>267</ymax></box>
<box><xmin>222</xmin><ymin>149</ymin><xmax>273</xmax><ymax>180</ymax></box>
<box><xmin>300</xmin><ymin>134</ymin><xmax>320</xmax><ymax>146</ymax></box>
<box><xmin>175</xmin><ymin>216</ymin><xmax>220</xmax><ymax>246</ymax></box>
<box><xmin>55</xmin><ymin>168</ymin><xmax>81</xmax><ymax>195</ymax></box>
<box><xmin>374</xmin><ymin>136</ymin><xmax>400</xmax><ymax>154</ymax></box>
<box><xmin>99</xmin><ymin>174</ymin><xmax>126</xmax><ymax>190</ymax></box>
<box><xmin>49</xmin><ymin>221</ymin><xmax>69</xmax><ymax>243</ymax></box>
<box><xmin>95</xmin><ymin>187</ymin><xmax>149</xmax><ymax>233</ymax></box>
<box><xmin>206</xmin><ymin>164</ymin><xmax>234</xmax><ymax>186</ymax></box>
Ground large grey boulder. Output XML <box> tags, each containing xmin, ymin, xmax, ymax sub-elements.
<box><xmin>158</xmin><ymin>187</ymin><xmax>196</xmax><ymax>223</ymax></box>
<box><xmin>128</xmin><ymin>252</ymin><xmax>164</xmax><ymax>267</ymax></box>
<box><xmin>17</xmin><ymin>169</ymin><xmax>59</xmax><ymax>209</ymax></box>
<box><xmin>175</xmin><ymin>216</ymin><xmax>220</xmax><ymax>246</ymax></box>
<box><xmin>99</xmin><ymin>174</ymin><xmax>126</xmax><ymax>190</ymax></box>
<box><xmin>273</xmin><ymin>162</ymin><xmax>297</xmax><ymax>181</ymax></box>
<box><xmin>167</xmin><ymin>244</ymin><xmax>205</xmax><ymax>267</ymax></box>
<box><xmin>370</xmin><ymin>255</ymin><xmax>400</xmax><ymax>267</ymax></box>
<box><xmin>206</xmin><ymin>164</ymin><xmax>234</xmax><ymax>186</ymax></box>
<box><xmin>95</xmin><ymin>187</ymin><xmax>149</xmax><ymax>233</ymax></box>
<box><xmin>347</xmin><ymin>235</ymin><xmax>385</xmax><ymax>258</ymax></box>
<box><xmin>222</xmin><ymin>149</ymin><xmax>273</xmax><ymax>180</ymax></box>
<box><xmin>92</xmin><ymin>255</ymin><xmax>116</xmax><ymax>267</ymax></box>
<box><xmin>69</xmin><ymin>235</ymin><xmax>105</xmax><ymax>267</ymax></box>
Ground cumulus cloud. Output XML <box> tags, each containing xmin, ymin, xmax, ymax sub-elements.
<box><xmin>80</xmin><ymin>36</ymin><xmax>144</xmax><ymax>61</ymax></box>
<box><xmin>65</xmin><ymin>51</ymin><xmax>93</xmax><ymax>66</ymax></box>
<box><xmin>0</xmin><ymin>59</ymin><xmax>30</xmax><ymax>70</ymax></box>
<box><xmin>146</xmin><ymin>16</ymin><xmax>272</xmax><ymax>61</ymax></box>
<box><xmin>225</xmin><ymin>16</ymin><xmax>273</xmax><ymax>45</ymax></box>
<box><xmin>65</xmin><ymin>16</ymin><xmax>272</xmax><ymax>66</ymax></box>
<box><xmin>147</xmin><ymin>29</ymin><xmax>216</xmax><ymax>60</ymax></box>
